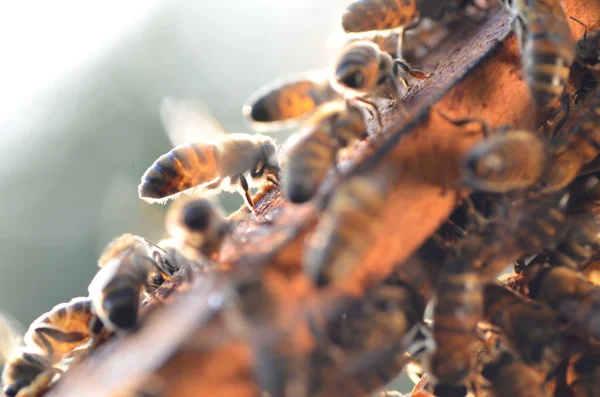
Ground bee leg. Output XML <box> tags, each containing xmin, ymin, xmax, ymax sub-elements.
<box><xmin>237</xmin><ymin>175</ymin><xmax>257</xmax><ymax>215</ymax></box>
<box><xmin>393</xmin><ymin>60</ymin><xmax>432</xmax><ymax>83</ymax></box>
<box><xmin>355</xmin><ymin>97</ymin><xmax>382</xmax><ymax>131</ymax></box>
<box><xmin>16</xmin><ymin>367</ymin><xmax>62</xmax><ymax>397</ymax></box>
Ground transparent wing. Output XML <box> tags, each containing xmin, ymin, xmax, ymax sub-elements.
<box><xmin>0</xmin><ymin>312</ymin><xmax>25</xmax><ymax>363</ymax></box>
<box><xmin>159</xmin><ymin>97</ymin><xmax>227</xmax><ymax>147</ymax></box>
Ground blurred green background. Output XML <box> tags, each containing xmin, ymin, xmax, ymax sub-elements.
<box><xmin>0</xmin><ymin>0</ymin><xmax>412</xmax><ymax>392</ymax></box>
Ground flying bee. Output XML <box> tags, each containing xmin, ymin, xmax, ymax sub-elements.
<box><xmin>341</xmin><ymin>0</ymin><xmax>479</xmax><ymax>34</ymax></box>
<box><xmin>1</xmin><ymin>297</ymin><xmax>101</xmax><ymax>397</ymax></box>
<box><xmin>502</xmin><ymin>0</ymin><xmax>575</xmax><ymax>107</ymax></box>
<box><xmin>165</xmin><ymin>196</ymin><xmax>232</xmax><ymax>262</ymax></box>
<box><xmin>439</xmin><ymin>114</ymin><xmax>547</xmax><ymax>192</ymax></box>
<box><xmin>88</xmin><ymin>234</ymin><xmax>174</xmax><ymax>331</ymax></box>
<box><xmin>138</xmin><ymin>97</ymin><xmax>281</xmax><ymax>214</ymax></box>
<box><xmin>480</xmin><ymin>352</ymin><xmax>549</xmax><ymax>397</ymax></box>
<box><xmin>304</xmin><ymin>165</ymin><xmax>395</xmax><ymax>287</ymax></box>
<box><xmin>483</xmin><ymin>283</ymin><xmax>565</xmax><ymax>374</ymax></box>
<box><xmin>565</xmin><ymin>352</ymin><xmax>600</xmax><ymax>397</ymax></box>
<box><xmin>284</xmin><ymin>101</ymin><xmax>367</xmax><ymax>203</ymax></box>
<box><xmin>523</xmin><ymin>263</ymin><xmax>600</xmax><ymax>341</ymax></box>
<box><xmin>242</xmin><ymin>71</ymin><xmax>340</xmax><ymax>132</ymax></box>
<box><xmin>429</xmin><ymin>235</ymin><xmax>484</xmax><ymax>397</ymax></box>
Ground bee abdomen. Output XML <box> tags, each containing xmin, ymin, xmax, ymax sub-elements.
<box><xmin>284</xmin><ymin>131</ymin><xmax>334</xmax><ymax>203</ymax></box>
<box><xmin>342</xmin><ymin>0</ymin><xmax>417</xmax><ymax>33</ymax></box>
<box><xmin>101</xmin><ymin>286</ymin><xmax>141</xmax><ymax>330</ymax></box>
<box><xmin>304</xmin><ymin>173</ymin><xmax>391</xmax><ymax>286</ymax></box>
<box><xmin>138</xmin><ymin>144</ymin><xmax>220</xmax><ymax>202</ymax></box>
<box><xmin>524</xmin><ymin>23</ymin><xmax>574</xmax><ymax>107</ymax></box>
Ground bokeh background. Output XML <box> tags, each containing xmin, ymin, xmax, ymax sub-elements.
<box><xmin>0</xmin><ymin>0</ymin><xmax>412</xmax><ymax>392</ymax></box>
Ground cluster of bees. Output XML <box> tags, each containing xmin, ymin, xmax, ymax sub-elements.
<box><xmin>1</xmin><ymin>0</ymin><xmax>600</xmax><ymax>396</ymax></box>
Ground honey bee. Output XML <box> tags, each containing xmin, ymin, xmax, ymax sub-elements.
<box><xmin>480</xmin><ymin>352</ymin><xmax>549</xmax><ymax>397</ymax></box>
<box><xmin>429</xmin><ymin>235</ymin><xmax>484</xmax><ymax>397</ymax></box>
<box><xmin>570</xmin><ymin>17</ymin><xmax>600</xmax><ymax>78</ymax></box>
<box><xmin>541</xmin><ymin>87</ymin><xmax>600</xmax><ymax>192</ymax></box>
<box><xmin>1</xmin><ymin>297</ymin><xmax>100</xmax><ymax>397</ymax></box>
<box><xmin>284</xmin><ymin>101</ymin><xmax>367</xmax><ymax>203</ymax></box>
<box><xmin>483</xmin><ymin>283</ymin><xmax>565</xmax><ymax>374</ymax></box>
<box><xmin>138</xmin><ymin>97</ymin><xmax>281</xmax><ymax>214</ymax></box>
<box><xmin>88</xmin><ymin>234</ymin><xmax>174</xmax><ymax>331</ymax></box>
<box><xmin>242</xmin><ymin>71</ymin><xmax>340</xmax><ymax>132</ymax></box>
<box><xmin>331</xmin><ymin>40</ymin><xmax>431</xmax><ymax>121</ymax></box>
<box><xmin>502</xmin><ymin>0</ymin><xmax>575</xmax><ymax>107</ymax></box>
<box><xmin>165</xmin><ymin>197</ymin><xmax>232</xmax><ymax>261</ymax></box>
<box><xmin>565</xmin><ymin>352</ymin><xmax>600</xmax><ymax>397</ymax></box>
<box><xmin>544</xmin><ymin>216</ymin><xmax>600</xmax><ymax>271</ymax></box>
<box><xmin>341</xmin><ymin>0</ymin><xmax>478</xmax><ymax>34</ymax></box>
<box><xmin>523</xmin><ymin>263</ymin><xmax>600</xmax><ymax>341</ymax></box>
<box><xmin>304</xmin><ymin>166</ymin><xmax>395</xmax><ymax>287</ymax></box>
<box><xmin>439</xmin><ymin>114</ymin><xmax>547</xmax><ymax>192</ymax></box>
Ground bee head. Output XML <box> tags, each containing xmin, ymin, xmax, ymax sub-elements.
<box><xmin>258</xmin><ymin>137</ymin><xmax>281</xmax><ymax>172</ymax></box>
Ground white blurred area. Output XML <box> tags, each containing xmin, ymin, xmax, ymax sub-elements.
<box><xmin>0</xmin><ymin>0</ymin><xmax>351</xmax><ymax>324</ymax></box>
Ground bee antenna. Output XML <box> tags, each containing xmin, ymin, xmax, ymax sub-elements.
<box><xmin>570</xmin><ymin>16</ymin><xmax>588</xmax><ymax>39</ymax></box>
<box><xmin>142</xmin><ymin>238</ymin><xmax>167</xmax><ymax>253</ymax></box>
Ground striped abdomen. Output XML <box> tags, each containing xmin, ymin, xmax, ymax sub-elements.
<box><xmin>284</xmin><ymin>127</ymin><xmax>335</xmax><ymax>203</ymax></box>
<box><xmin>461</xmin><ymin>130</ymin><xmax>546</xmax><ymax>192</ymax></box>
<box><xmin>513</xmin><ymin>192</ymin><xmax>568</xmax><ymax>255</ymax></box>
<box><xmin>431</xmin><ymin>258</ymin><xmax>483</xmax><ymax>386</ymax></box>
<box><xmin>138</xmin><ymin>143</ymin><xmax>220</xmax><ymax>203</ymax></box>
<box><xmin>342</xmin><ymin>0</ymin><xmax>418</xmax><ymax>33</ymax></box>
<box><xmin>25</xmin><ymin>297</ymin><xmax>94</xmax><ymax>360</ymax></box>
<box><xmin>243</xmin><ymin>75</ymin><xmax>337</xmax><ymax>126</ymax></box>
<box><xmin>304</xmin><ymin>171</ymin><xmax>391</xmax><ymax>287</ymax></box>
<box><xmin>523</xmin><ymin>0</ymin><xmax>575</xmax><ymax>107</ymax></box>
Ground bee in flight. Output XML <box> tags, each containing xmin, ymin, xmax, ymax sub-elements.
<box><xmin>88</xmin><ymin>233</ymin><xmax>175</xmax><ymax>331</ymax></box>
<box><xmin>139</xmin><ymin>97</ymin><xmax>281</xmax><ymax>214</ymax></box>
<box><xmin>0</xmin><ymin>298</ymin><xmax>102</xmax><ymax>397</ymax></box>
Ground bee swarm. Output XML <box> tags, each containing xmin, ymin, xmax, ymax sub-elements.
<box><xmin>25</xmin><ymin>0</ymin><xmax>600</xmax><ymax>396</ymax></box>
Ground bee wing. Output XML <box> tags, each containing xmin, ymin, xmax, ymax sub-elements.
<box><xmin>0</xmin><ymin>312</ymin><xmax>25</xmax><ymax>363</ymax></box>
<box><xmin>160</xmin><ymin>97</ymin><xmax>227</xmax><ymax>147</ymax></box>
<box><xmin>138</xmin><ymin>143</ymin><xmax>222</xmax><ymax>205</ymax></box>
<box><xmin>242</xmin><ymin>71</ymin><xmax>338</xmax><ymax>132</ymax></box>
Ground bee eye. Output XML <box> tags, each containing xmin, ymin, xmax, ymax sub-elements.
<box><xmin>341</xmin><ymin>72</ymin><xmax>364</xmax><ymax>89</ymax></box>
<box><xmin>153</xmin><ymin>274</ymin><xmax>165</xmax><ymax>286</ymax></box>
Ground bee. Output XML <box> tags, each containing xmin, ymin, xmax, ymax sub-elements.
<box><xmin>523</xmin><ymin>263</ymin><xmax>600</xmax><ymax>341</ymax></box>
<box><xmin>284</xmin><ymin>101</ymin><xmax>367</xmax><ymax>203</ymax></box>
<box><xmin>439</xmin><ymin>114</ymin><xmax>547</xmax><ymax>192</ymax></box>
<box><xmin>480</xmin><ymin>352</ymin><xmax>549</xmax><ymax>397</ymax></box>
<box><xmin>88</xmin><ymin>234</ymin><xmax>174</xmax><ymax>331</ymax></box>
<box><xmin>1</xmin><ymin>297</ymin><xmax>101</xmax><ymax>397</ymax></box>
<box><xmin>331</xmin><ymin>40</ymin><xmax>431</xmax><ymax>122</ymax></box>
<box><xmin>165</xmin><ymin>197</ymin><xmax>232</xmax><ymax>261</ymax></box>
<box><xmin>565</xmin><ymin>352</ymin><xmax>600</xmax><ymax>397</ymax></box>
<box><xmin>502</xmin><ymin>0</ymin><xmax>575</xmax><ymax>107</ymax></box>
<box><xmin>429</xmin><ymin>235</ymin><xmax>484</xmax><ymax>397</ymax></box>
<box><xmin>570</xmin><ymin>17</ymin><xmax>600</xmax><ymax>78</ymax></box>
<box><xmin>304</xmin><ymin>166</ymin><xmax>395</xmax><ymax>287</ymax></box>
<box><xmin>138</xmin><ymin>97</ymin><xmax>281</xmax><ymax>214</ymax></box>
<box><xmin>541</xmin><ymin>87</ymin><xmax>600</xmax><ymax>192</ymax></box>
<box><xmin>544</xmin><ymin>216</ymin><xmax>600</xmax><ymax>271</ymax></box>
<box><xmin>482</xmin><ymin>283</ymin><xmax>565</xmax><ymax>374</ymax></box>
<box><xmin>242</xmin><ymin>71</ymin><xmax>339</xmax><ymax>131</ymax></box>
<box><xmin>341</xmin><ymin>0</ymin><xmax>478</xmax><ymax>34</ymax></box>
